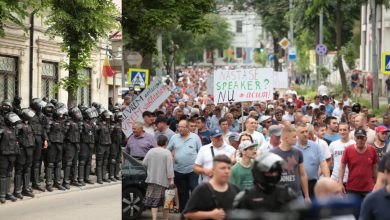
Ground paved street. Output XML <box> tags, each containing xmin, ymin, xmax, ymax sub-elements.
<box><xmin>139</xmin><ymin>209</ymin><xmax>181</xmax><ymax>220</ymax></box>
<box><xmin>0</xmin><ymin>183</ymin><xmax>121</xmax><ymax>220</ymax></box>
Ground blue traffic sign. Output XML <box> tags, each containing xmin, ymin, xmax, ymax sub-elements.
<box><xmin>128</xmin><ymin>68</ymin><xmax>149</xmax><ymax>88</ymax></box>
<box><xmin>382</xmin><ymin>52</ymin><xmax>390</xmax><ymax>74</ymax></box>
<box><xmin>288</xmin><ymin>47</ymin><xmax>297</xmax><ymax>61</ymax></box>
<box><xmin>316</xmin><ymin>44</ymin><xmax>327</xmax><ymax>56</ymax></box>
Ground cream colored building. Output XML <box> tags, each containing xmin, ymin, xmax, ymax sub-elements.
<box><xmin>0</xmin><ymin>14</ymin><xmax>122</xmax><ymax>109</ymax></box>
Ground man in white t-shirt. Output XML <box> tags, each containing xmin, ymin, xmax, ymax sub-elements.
<box><xmin>329</xmin><ymin>123</ymin><xmax>355</xmax><ymax>184</ymax></box>
<box><xmin>241</xmin><ymin>117</ymin><xmax>266</xmax><ymax>147</ymax></box>
<box><xmin>310</xmin><ymin>95</ymin><xmax>324</xmax><ymax>110</ymax></box>
<box><xmin>317</xmin><ymin>82</ymin><xmax>329</xmax><ymax>96</ymax></box>
<box><xmin>193</xmin><ymin>128</ymin><xmax>235</xmax><ymax>182</ymax></box>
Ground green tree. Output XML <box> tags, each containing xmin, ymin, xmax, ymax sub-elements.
<box><xmin>122</xmin><ymin>0</ymin><xmax>213</xmax><ymax>70</ymax></box>
<box><xmin>200</xmin><ymin>14</ymin><xmax>233</xmax><ymax>65</ymax></box>
<box><xmin>232</xmin><ymin>0</ymin><xmax>289</xmax><ymax>71</ymax></box>
<box><xmin>45</xmin><ymin>0</ymin><xmax>119</xmax><ymax>107</ymax></box>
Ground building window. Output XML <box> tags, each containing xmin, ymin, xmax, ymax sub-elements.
<box><xmin>236</xmin><ymin>47</ymin><xmax>243</xmax><ymax>58</ymax></box>
<box><xmin>0</xmin><ymin>55</ymin><xmax>18</xmax><ymax>102</ymax></box>
<box><xmin>41</xmin><ymin>62</ymin><xmax>58</xmax><ymax>100</ymax></box>
<box><xmin>77</xmin><ymin>68</ymin><xmax>91</xmax><ymax>106</ymax></box>
<box><xmin>236</xmin><ymin>20</ymin><xmax>243</xmax><ymax>33</ymax></box>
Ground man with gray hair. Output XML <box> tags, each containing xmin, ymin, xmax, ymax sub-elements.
<box><xmin>125</xmin><ymin>122</ymin><xmax>157</xmax><ymax>160</ymax></box>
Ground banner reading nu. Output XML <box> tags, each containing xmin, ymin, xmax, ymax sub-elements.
<box><xmin>213</xmin><ymin>68</ymin><xmax>274</xmax><ymax>104</ymax></box>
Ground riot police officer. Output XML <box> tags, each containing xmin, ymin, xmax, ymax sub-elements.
<box><xmin>46</xmin><ymin>106</ymin><xmax>68</xmax><ymax>191</ymax></box>
<box><xmin>30</xmin><ymin>98</ymin><xmax>48</xmax><ymax>192</ymax></box>
<box><xmin>96</xmin><ymin>110</ymin><xmax>112</xmax><ymax>184</ymax></box>
<box><xmin>0</xmin><ymin>100</ymin><xmax>13</xmax><ymax>128</ymax></box>
<box><xmin>79</xmin><ymin>107</ymin><xmax>98</xmax><ymax>185</ymax></box>
<box><xmin>62</xmin><ymin>107</ymin><xmax>83</xmax><ymax>189</ymax></box>
<box><xmin>110</xmin><ymin>111</ymin><xmax>123</xmax><ymax>181</ymax></box>
<box><xmin>0</xmin><ymin>112</ymin><xmax>21</xmax><ymax>203</ymax></box>
<box><xmin>14</xmin><ymin>108</ymin><xmax>36</xmax><ymax>199</ymax></box>
<box><xmin>232</xmin><ymin>152</ymin><xmax>296</xmax><ymax>211</ymax></box>
<box><xmin>12</xmin><ymin>96</ymin><xmax>22</xmax><ymax>116</ymax></box>
<box><xmin>42</xmin><ymin>103</ymin><xmax>55</xmax><ymax>183</ymax></box>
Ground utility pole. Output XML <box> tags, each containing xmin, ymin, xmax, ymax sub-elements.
<box><xmin>317</xmin><ymin>9</ymin><xmax>324</xmax><ymax>87</ymax></box>
<box><xmin>371</xmin><ymin>0</ymin><xmax>379</xmax><ymax>109</ymax></box>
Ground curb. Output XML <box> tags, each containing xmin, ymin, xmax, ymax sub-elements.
<box><xmin>1</xmin><ymin>181</ymin><xmax>121</xmax><ymax>205</ymax></box>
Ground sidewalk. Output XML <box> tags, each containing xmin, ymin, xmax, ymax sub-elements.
<box><xmin>356</xmin><ymin>92</ymin><xmax>388</xmax><ymax>107</ymax></box>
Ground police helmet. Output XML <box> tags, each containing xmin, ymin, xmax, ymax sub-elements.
<box><xmin>100</xmin><ymin>110</ymin><xmax>112</xmax><ymax>121</ymax></box>
<box><xmin>252</xmin><ymin>152</ymin><xmax>285</xmax><ymax>190</ymax></box>
<box><xmin>20</xmin><ymin>108</ymin><xmax>36</xmax><ymax>121</ymax></box>
<box><xmin>54</xmin><ymin>106</ymin><xmax>68</xmax><ymax>120</ymax></box>
<box><xmin>69</xmin><ymin>107</ymin><xmax>83</xmax><ymax>121</ymax></box>
<box><xmin>83</xmin><ymin>107</ymin><xmax>99</xmax><ymax>120</ymax></box>
<box><xmin>13</xmin><ymin>96</ymin><xmax>22</xmax><ymax>105</ymax></box>
<box><xmin>352</xmin><ymin>103</ymin><xmax>361</xmax><ymax>113</ymax></box>
<box><xmin>1</xmin><ymin>100</ymin><xmax>13</xmax><ymax>114</ymax></box>
<box><xmin>115</xmin><ymin>112</ymin><xmax>123</xmax><ymax>121</ymax></box>
<box><xmin>43</xmin><ymin>103</ymin><xmax>55</xmax><ymax>116</ymax></box>
<box><xmin>31</xmin><ymin>98</ymin><xmax>47</xmax><ymax>112</ymax></box>
<box><xmin>5</xmin><ymin>112</ymin><xmax>21</xmax><ymax>127</ymax></box>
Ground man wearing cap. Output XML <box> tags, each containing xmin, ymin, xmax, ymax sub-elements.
<box><xmin>154</xmin><ymin>117</ymin><xmax>175</xmax><ymax>141</ymax></box>
<box><xmin>229</xmin><ymin>140</ymin><xmax>257</xmax><ymax>190</ymax></box>
<box><xmin>228</xmin><ymin>133</ymin><xmax>240</xmax><ymax>150</ymax></box>
<box><xmin>258</xmin><ymin>125</ymin><xmax>282</xmax><ymax>155</ymax></box>
<box><xmin>193</xmin><ymin>128</ymin><xmax>236</xmax><ymax>183</ymax></box>
<box><xmin>338</xmin><ymin>128</ymin><xmax>378</xmax><ymax>201</ymax></box>
<box><xmin>373</xmin><ymin>126</ymin><xmax>390</xmax><ymax>160</ymax></box>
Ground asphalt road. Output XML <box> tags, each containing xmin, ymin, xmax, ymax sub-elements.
<box><xmin>0</xmin><ymin>183</ymin><xmax>121</xmax><ymax>220</ymax></box>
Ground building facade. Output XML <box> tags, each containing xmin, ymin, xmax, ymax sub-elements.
<box><xmin>0</xmin><ymin>14</ymin><xmax>122</xmax><ymax>109</ymax></box>
<box><xmin>360</xmin><ymin>4</ymin><xmax>390</xmax><ymax>94</ymax></box>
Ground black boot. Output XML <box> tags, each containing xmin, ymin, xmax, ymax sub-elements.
<box><xmin>46</xmin><ymin>165</ymin><xmax>54</xmax><ymax>192</ymax></box>
<box><xmin>62</xmin><ymin>166</ymin><xmax>71</xmax><ymax>190</ymax></box>
<box><xmin>84</xmin><ymin>164</ymin><xmax>94</xmax><ymax>184</ymax></box>
<box><xmin>13</xmin><ymin>174</ymin><xmax>23</xmax><ymax>199</ymax></box>
<box><xmin>6</xmin><ymin>177</ymin><xmax>17</xmax><ymax>202</ymax></box>
<box><xmin>102</xmin><ymin>160</ymin><xmax>110</xmax><ymax>183</ymax></box>
<box><xmin>115</xmin><ymin>162</ymin><xmax>121</xmax><ymax>180</ymax></box>
<box><xmin>22</xmin><ymin>172</ymin><xmax>34</xmax><ymax>198</ymax></box>
<box><xmin>32</xmin><ymin>167</ymin><xmax>45</xmax><ymax>192</ymax></box>
<box><xmin>78</xmin><ymin>163</ymin><xmax>86</xmax><ymax>186</ymax></box>
<box><xmin>70</xmin><ymin>164</ymin><xmax>82</xmax><ymax>187</ymax></box>
<box><xmin>109</xmin><ymin>163</ymin><xmax>117</xmax><ymax>182</ymax></box>
<box><xmin>96</xmin><ymin>161</ymin><xmax>103</xmax><ymax>184</ymax></box>
<box><xmin>0</xmin><ymin>177</ymin><xmax>6</xmax><ymax>203</ymax></box>
<box><xmin>54</xmin><ymin>165</ymin><xmax>66</xmax><ymax>191</ymax></box>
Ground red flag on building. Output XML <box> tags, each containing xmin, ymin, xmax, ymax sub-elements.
<box><xmin>102</xmin><ymin>55</ymin><xmax>116</xmax><ymax>77</ymax></box>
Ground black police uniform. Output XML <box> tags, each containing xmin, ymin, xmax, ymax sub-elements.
<box><xmin>46</xmin><ymin>107</ymin><xmax>68</xmax><ymax>191</ymax></box>
<box><xmin>110</xmin><ymin>112</ymin><xmax>123</xmax><ymax>181</ymax></box>
<box><xmin>95</xmin><ymin>111</ymin><xmax>112</xmax><ymax>184</ymax></box>
<box><xmin>30</xmin><ymin>98</ymin><xmax>48</xmax><ymax>192</ymax></box>
<box><xmin>0</xmin><ymin>113</ymin><xmax>21</xmax><ymax>203</ymax></box>
<box><xmin>14</xmin><ymin>109</ymin><xmax>36</xmax><ymax>198</ymax></box>
<box><xmin>62</xmin><ymin>107</ymin><xmax>83</xmax><ymax>189</ymax></box>
<box><xmin>79</xmin><ymin>107</ymin><xmax>98</xmax><ymax>185</ymax></box>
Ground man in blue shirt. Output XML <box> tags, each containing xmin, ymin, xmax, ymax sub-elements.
<box><xmin>167</xmin><ymin>119</ymin><xmax>203</xmax><ymax>212</ymax></box>
<box><xmin>360</xmin><ymin>157</ymin><xmax>390</xmax><ymax>220</ymax></box>
<box><xmin>323</xmin><ymin>116</ymin><xmax>341</xmax><ymax>145</ymax></box>
<box><xmin>295</xmin><ymin>123</ymin><xmax>330</xmax><ymax>199</ymax></box>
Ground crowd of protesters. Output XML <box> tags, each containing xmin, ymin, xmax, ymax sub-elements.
<box><xmin>124</xmin><ymin>67</ymin><xmax>390</xmax><ymax>220</ymax></box>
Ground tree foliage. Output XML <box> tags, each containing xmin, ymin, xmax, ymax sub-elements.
<box><xmin>44</xmin><ymin>0</ymin><xmax>120</xmax><ymax>107</ymax></box>
<box><xmin>122</xmin><ymin>0</ymin><xmax>213</xmax><ymax>69</ymax></box>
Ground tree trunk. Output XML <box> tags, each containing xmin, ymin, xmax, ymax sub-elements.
<box><xmin>67</xmin><ymin>50</ymin><xmax>78</xmax><ymax>108</ymax></box>
<box><xmin>336</xmin><ymin>0</ymin><xmax>348</xmax><ymax>94</ymax></box>
<box><xmin>141</xmin><ymin>53</ymin><xmax>153</xmax><ymax>74</ymax></box>
<box><xmin>273</xmin><ymin>36</ymin><xmax>280</xmax><ymax>71</ymax></box>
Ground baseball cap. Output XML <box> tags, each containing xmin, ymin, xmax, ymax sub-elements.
<box><xmin>268</xmin><ymin>125</ymin><xmax>282</xmax><ymax>136</ymax></box>
<box><xmin>239</xmin><ymin>140</ymin><xmax>258</xmax><ymax>151</ymax></box>
<box><xmin>259</xmin><ymin>115</ymin><xmax>272</xmax><ymax>123</ymax></box>
<box><xmin>375</xmin><ymin>125</ymin><xmax>389</xmax><ymax>133</ymax></box>
<box><xmin>354</xmin><ymin>128</ymin><xmax>367</xmax><ymax>137</ymax></box>
<box><xmin>210</xmin><ymin>128</ymin><xmax>223</xmax><ymax>138</ymax></box>
<box><xmin>267</xmin><ymin>104</ymin><xmax>274</xmax><ymax>109</ymax></box>
<box><xmin>228</xmin><ymin>133</ymin><xmax>240</xmax><ymax>142</ymax></box>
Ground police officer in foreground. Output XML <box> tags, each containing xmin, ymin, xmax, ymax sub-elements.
<box><xmin>232</xmin><ymin>152</ymin><xmax>297</xmax><ymax>212</ymax></box>
<box><xmin>30</xmin><ymin>98</ymin><xmax>48</xmax><ymax>192</ymax></box>
<box><xmin>14</xmin><ymin>108</ymin><xmax>36</xmax><ymax>199</ymax></box>
<box><xmin>0</xmin><ymin>112</ymin><xmax>22</xmax><ymax>203</ymax></box>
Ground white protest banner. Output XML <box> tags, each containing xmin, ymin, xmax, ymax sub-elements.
<box><xmin>273</xmin><ymin>72</ymin><xmax>289</xmax><ymax>89</ymax></box>
<box><xmin>213</xmin><ymin>68</ymin><xmax>274</xmax><ymax>104</ymax></box>
<box><xmin>122</xmin><ymin>78</ymin><xmax>172</xmax><ymax>137</ymax></box>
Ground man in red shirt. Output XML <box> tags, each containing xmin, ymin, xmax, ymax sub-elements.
<box><xmin>338</xmin><ymin>128</ymin><xmax>378</xmax><ymax>199</ymax></box>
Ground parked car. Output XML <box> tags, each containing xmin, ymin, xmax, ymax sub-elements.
<box><xmin>122</xmin><ymin>150</ymin><xmax>147</xmax><ymax>220</ymax></box>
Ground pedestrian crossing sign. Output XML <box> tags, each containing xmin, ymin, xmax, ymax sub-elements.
<box><xmin>382</xmin><ymin>52</ymin><xmax>390</xmax><ymax>74</ymax></box>
<box><xmin>128</xmin><ymin>68</ymin><xmax>149</xmax><ymax>88</ymax></box>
